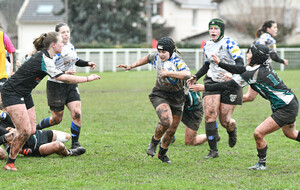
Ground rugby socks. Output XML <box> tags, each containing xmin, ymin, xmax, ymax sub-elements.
<box><xmin>71</xmin><ymin>121</ymin><xmax>81</xmax><ymax>144</ymax></box>
<box><xmin>296</xmin><ymin>131</ymin><xmax>300</xmax><ymax>142</ymax></box>
<box><xmin>257</xmin><ymin>145</ymin><xmax>268</xmax><ymax>166</ymax></box>
<box><xmin>158</xmin><ymin>145</ymin><xmax>168</xmax><ymax>156</ymax></box>
<box><xmin>36</xmin><ymin>117</ymin><xmax>51</xmax><ymax>130</ymax></box>
<box><xmin>0</xmin><ymin>110</ymin><xmax>6</xmax><ymax>120</ymax></box>
<box><xmin>0</xmin><ymin>135</ymin><xmax>7</xmax><ymax>145</ymax></box>
<box><xmin>151</xmin><ymin>135</ymin><xmax>160</xmax><ymax>147</ymax></box>
<box><xmin>205</xmin><ymin>121</ymin><xmax>218</xmax><ymax>151</ymax></box>
<box><xmin>0</xmin><ymin>111</ymin><xmax>13</xmax><ymax>126</ymax></box>
<box><xmin>6</xmin><ymin>157</ymin><xmax>15</xmax><ymax>164</ymax></box>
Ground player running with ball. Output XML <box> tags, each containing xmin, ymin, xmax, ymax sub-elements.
<box><xmin>117</xmin><ymin>37</ymin><xmax>191</xmax><ymax>163</ymax></box>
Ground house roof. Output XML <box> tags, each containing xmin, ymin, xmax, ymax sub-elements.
<box><xmin>17</xmin><ymin>0</ymin><xmax>65</xmax><ymax>24</ymax></box>
<box><xmin>173</xmin><ymin>0</ymin><xmax>217</xmax><ymax>9</ymax></box>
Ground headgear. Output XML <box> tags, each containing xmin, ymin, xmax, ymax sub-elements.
<box><xmin>157</xmin><ymin>37</ymin><xmax>176</xmax><ymax>58</ymax></box>
<box><xmin>208</xmin><ymin>18</ymin><xmax>225</xmax><ymax>41</ymax></box>
<box><xmin>248</xmin><ymin>44</ymin><xmax>269</xmax><ymax>66</ymax></box>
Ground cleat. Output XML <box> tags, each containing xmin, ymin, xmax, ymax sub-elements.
<box><xmin>228</xmin><ymin>127</ymin><xmax>237</xmax><ymax>148</ymax></box>
<box><xmin>4</xmin><ymin>163</ymin><xmax>17</xmax><ymax>171</ymax></box>
<box><xmin>158</xmin><ymin>154</ymin><xmax>171</xmax><ymax>164</ymax></box>
<box><xmin>248</xmin><ymin>162</ymin><xmax>266</xmax><ymax>170</ymax></box>
<box><xmin>146</xmin><ymin>143</ymin><xmax>157</xmax><ymax>157</ymax></box>
<box><xmin>19</xmin><ymin>148</ymin><xmax>32</xmax><ymax>156</ymax></box>
<box><xmin>71</xmin><ymin>142</ymin><xmax>83</xmax><ymax>149</ymax></box>
<box><xmin>69</xmin><ymin>147</ymin><xmax>86</xmax><ymax>156</ymax></box>
<box><xmin>204</xmin><ymin>150</ymin><xmax>219</xmax><ymax>159</ymax></box>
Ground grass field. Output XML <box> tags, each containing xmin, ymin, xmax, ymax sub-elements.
<box><xmin>0</xmin><ymin>70</ymin><xmax>299</xmax><ymax>190</ymax></box>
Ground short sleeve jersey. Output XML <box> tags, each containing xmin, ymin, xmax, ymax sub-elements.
<box><xmin>3</xmin><ymin>49</ymin><xmax>63</xmax><ymax>96</ymax></box>
<box><xmin>256</xmin><ymin>33</ymin><xmax>276</xmax><ymax>53</ymax></box>
<box><xmin>232</xmin><ymin>65</ymin><xmax>294</xmax><ymax>109</ymax></box>
<box><xmin>48</xmin><ymin>42</ymin><xmax>78</xmax><ymax>83</ymax></box>
<box><xmin>204</xmin><ymin>36</ymin><xmax>243</xmax><ymax>82</ymax></box>
<box><xmin>148</xmin><ymin>52</ymin><xmax>190</xmax><ymax>92</ymax></box>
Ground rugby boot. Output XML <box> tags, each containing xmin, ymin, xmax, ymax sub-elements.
<box><xmin>146</xmin><ymin>142</ymin><xmax>157</xmax><ymax>157</ymax></box>
<box><xmin>69</xmin><ymin>147</ymin><xmax>86</xmax><ymax>156</ymax></box>
<box><xmin>227</xmin><ymin>127</ymin><xmax>237</xmax><ymax>148</ymax></box>
<box><xmin>158</xmin><ymin>154</ymin><xmax>171</xmax><ymax>164</ymax></box>
<box><xmin>204</xmin><ymin>150</ymin><xmax>219</xmax><ymax>159</ymax></box>
<box><xmin>248</xmin><ymin>162</ymin><xmax>266</xmax><ymax>170</ymax></box>
<box><xmin>4</xmin><ymin>163</ymin><xmax>17</xmax><ymax>171</ymax></box>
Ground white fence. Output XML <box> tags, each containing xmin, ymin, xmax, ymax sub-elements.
<box><xmin>16</xmin><ymin>48</ymin><xmax>300</xmax><ymax>73</ymax></box>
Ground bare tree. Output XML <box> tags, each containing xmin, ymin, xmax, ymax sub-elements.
<box><xmin>217</xmin><ymin>0</ymin><xmax>296</xmax><ymax>42</ymax></box>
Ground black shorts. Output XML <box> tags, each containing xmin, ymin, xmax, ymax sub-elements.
<box><xmin>181</xmin><ymin>105</ymin><xmax>203</xmax><ymax>131</ymax></box>
<box><xmin>202</xmin><ymin>76</ymin><xmax>243</xmax><ymax>105</ymax></box>
<box><xmin>31</xmin><ymin>130</ymin><xmax>53</xmax><ymax>156</ymax></box>
<box><xmin>149</xmin><ymin>87</ymin><xmax>185</xmax><ymax>116</ymax></box>
<box><xmin>47</xmin><ymin>81</ymin><xmax>80</xmax><ymax>111</ymax></box>
<box><xmin>0</xmin><ymin>78</ymin><xmax>7</xmax><ymax>92</ymax></box>
<box><xmin>271</xmin><ymin>96</ymin><xmax>299</xmax><ymax>127</ymax></box>
<box><xmin>1</xmin><ymin>88</ymin><xmax>34</xmax><ymax>109</ymax></box>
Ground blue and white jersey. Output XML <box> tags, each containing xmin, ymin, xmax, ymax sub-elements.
<box><xmin>48</xmin><ymin>42</ymin><xmax>78</xmax><ymax>83</ymax></box>
<box><xmin>204</xmin><ymin>36</ymin><xmax>243</xmax><ymax>82</ymax></box>
<box><xmin>256</xmin><ymin>33</ymin><xmax>276</xmax><ymax>53</ymax></box>
<box><xmin>232</xmin><ymin>65</ymin><xmax>294</xmax><ymax>110</ymax></box>
<box><xmin>148</xmin><ymin>52</ymin><xmax>190</xmax><ymax>92</ymax></box>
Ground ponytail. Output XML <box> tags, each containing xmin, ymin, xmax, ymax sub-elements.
<box><xmin>256</xmin><ymin>20</ymin><xmax>276</xmax><ymax>38</ymax></box>
<box><xmin>32</xmin><ymin>32</ymin><xmax>60</xmax><ymax>50</ymax></box>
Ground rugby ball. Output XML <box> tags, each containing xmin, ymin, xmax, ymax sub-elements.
<box><xmin>162</xmin><ymin>61</ymin><xmax>178</xmax><ymax>85</ymax></box>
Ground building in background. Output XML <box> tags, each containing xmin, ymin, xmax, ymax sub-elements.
<box><xmin>16</xmin><ymin>0</ymin><xmax>64</xmax><ymax>52</ymax></box>
<box><xmin>152</xmin><ymin>0</ymin><xmax>218</xmax><ymax>42</ymax></box>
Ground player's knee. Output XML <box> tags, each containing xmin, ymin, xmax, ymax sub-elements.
<box><xmin>160</xmin><ymin>119</ymin><xmax>172</xmax><ymax>128</ymax></box>
<box><xmin>54</xmin><ymin>141</ymin><xmax>65</xmax><ymax>150</ymax></box>
<box><xmin>253</xmin><ymin>130</ymin><xmax>263</xmax><ymax>140</ymax></box>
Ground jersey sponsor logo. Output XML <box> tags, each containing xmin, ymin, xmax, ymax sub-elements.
<box><xmin>20</xmin><ymin>97</ymin><xmax>24</xmax><ymax>101</ymax></box>
<box><xmin>229</xmin><ymin>94</ymin><xmax>237</xmax><ymax>102</ymax></box>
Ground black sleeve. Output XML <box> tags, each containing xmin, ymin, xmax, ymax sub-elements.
<box><xmin>195</xmin><ymin>62</ymin><xmax>210</xmax><ymax>80</ymax></box>
<box><xmin>234</xmin><ymin>57</ymin><xmax>244</xmax><ymax>66</ymax></box>
<box><xmin>75</xmin><ymin>59</ymin><xmax>89</xmax><ymax>67</ymax></box>
<box><xmin>218</xmin><ymin>62</ymin><xmax>246</xmax><ymax>74</ymax></box>
<box><xmin>270</xmin><ymin>52</ymin><xmax>284</xmax><ymax>64</ymax></box>
<box><xmin>205</xmin><ymin>79</ymin><xmax>240</xmax><ymax>91</ymax></box>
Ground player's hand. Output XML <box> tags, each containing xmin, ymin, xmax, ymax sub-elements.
<box><xmin>220</xmin><ymin>72</ymin><xmax>232</xmax><ymax>81</ymax></box>
<box><xmin>283</xmin><ymin>59</ymin><xmax>288</xmax><ymax>66</ymax></box>
<box><xmin>16</xmin><ymin>60</ymin><xmax>22</xmax><ymax>68</ymax></box>
<box><xmin>88</xmin><ymin>62</ymin><xmax>97</xmax><ymax>70</ymax></box>
<box><xmin>187</xmin><ymin>75</ymin><xmax>197</xmax><ymax>86</ymax></box>
<box><xmin>189</xmin><ymin>84</ymin><xmax>204</xmax><ymax>92</ymax></box>
<box><xmin>87</xmin><ymin>74</ymin><xmax>101</xmax><ymax>82</ymax></box>
<box><xmin>212</xmin><ymin>54</ymin><xmax>220</xmax><ymax>64</ymax></box>
<box><xmin>65</xmin><ymin>70</ymin><xmax>76</xmax><ymax>75</ymax></box>
<box><xmin>160</xmin><ymin>67</ymin><xmax>168</xmax><ymax>78</ymax></box>
<box><xmin>116</xmin><ymin>64</ymin><xmax>131</xmax><ymax>71</ymax></box>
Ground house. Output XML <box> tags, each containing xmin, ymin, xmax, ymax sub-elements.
<box><xmin>152</xmin><ymin>0</ymin><xmax>219</xmax><ymax>42</ymax></box>
<box><xmin>16</xmin><ymin>0</ymin><xmax>65</xmax><ymax>53</ymax></box>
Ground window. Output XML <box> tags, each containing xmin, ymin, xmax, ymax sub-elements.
<box><xmin>37</xmin><ymin>5</ymin><xmax>53</xmax><ymax>14</ymax></box>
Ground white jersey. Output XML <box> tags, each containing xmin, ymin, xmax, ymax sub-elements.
<box><xmin>48</xmin><ymin>42</ymin><xmax>78</xmax><ymax>83</ymax></box>
<box><xmin>204</xmin><ymin>36</ymin><xmax>243</xmax><ymax>82</ymax></box>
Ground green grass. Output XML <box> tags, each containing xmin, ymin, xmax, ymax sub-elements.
<box><xmin>1</xmin><ymin>70</ymin><xmax>299</xmax><ymax>190</ymax></box>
